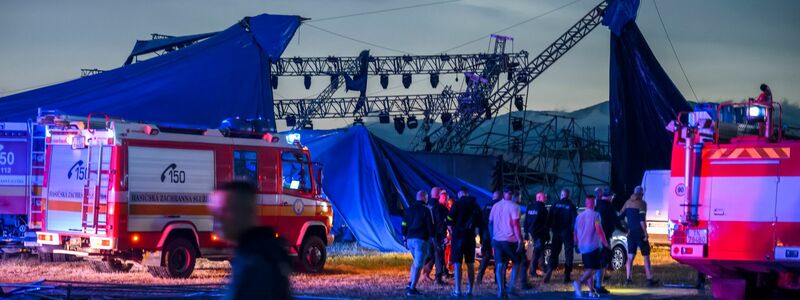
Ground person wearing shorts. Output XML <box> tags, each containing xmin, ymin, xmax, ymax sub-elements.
<box><xmin>446</xmin><ymin>187</ymin><xmax>483</xmax><ymax>297</ymax></box>
<box><xmin>621</xmin><ymin>186</ymin><xmax>658</xmax><ymax>287</ymax></box>
<box><xmin>572</xmin><ymin>195</ymin><xmax>609</xmax><ymax>298</ymax></box>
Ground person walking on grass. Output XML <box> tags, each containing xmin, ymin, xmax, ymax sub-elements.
<box><xmin>572</xmin><ymin>195</ymin><xmax>609</xmax><ymax>298</ymax></box>
<box><xmin>489</xmin><ymin>186</ymin><xmax>523</xmax><ymax>299</ymax></box>
<box><xmin>543</xmin><ymin>189</ymin><xmax>578</xmax><ymax>283</ymax></box>
<box><xmin>446</xmin><ymin>187</ymin><xmax>483</xmax><ymax>297</ymax></box>
<box><xmin>594</xmin><ymin>188</ymin><xmax>625</xmax><ymax>294</ymax></box>
<box><xmin>476</xmin><ymin>190</ymin><xmax>502</xmax><ymax>285</ymax></box>
<box><xmin>402</xmin><ymin>190</ymin><xmax>435</xmax><ymax>296</ymax></box>
<box><xmin>621</xmin><ymin>186</ymin><xmax>659</xmax><ymax>287</ymax></box>
<box><xmin>524</xmin><ymin>192</ymin><xmax>550</xmax><ymax>278</ymax></box>
<box><xmin>423</xmin><ymin>187</ymin><xmax>450</xmax><ymax>284</ymax></box>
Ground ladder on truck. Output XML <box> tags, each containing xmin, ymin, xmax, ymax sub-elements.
<box><xmin>26</xmin><ymin>121</ymin><xmax>45</xmax><ymax>231</ymax></box>
<box><xmin>81</xmin><ymin>137</ymin><xmax>109</xmax><ymax>235</ymax></box>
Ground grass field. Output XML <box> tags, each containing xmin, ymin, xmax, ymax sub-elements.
<box><xmin>0</xmin><ymin>243</ymin><xmax>703</xmax><ymax>299</ymax></box>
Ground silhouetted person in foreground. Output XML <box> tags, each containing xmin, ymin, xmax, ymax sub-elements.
<box><xmin>209</xmin><ymin>181</ymin><xmax>291</xmax><ymax>300</ymax></box>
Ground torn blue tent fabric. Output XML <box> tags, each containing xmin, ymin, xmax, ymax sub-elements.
<box><xmin>602</xmin><ymin>0</ymin><xmax>640</xmax><ymax>36</ymax></box>
<box><xmin>125</xmin><ymin>32</ymin><xmax>218</xmax><ymax>65</ymax></box>
<box><xmin>0</xmin><ymin>14</ymin><xmax>301</xmax><ymax>132</ymax></box>
<box><xmin>297</xmin><ymin>126</ymin><xmax>490</xmax><ymax>252</ymax></box>
<box><xmin>608</xmin><ymin>22</ymin><xmax>691</xmax><ymax>202</ymax></box>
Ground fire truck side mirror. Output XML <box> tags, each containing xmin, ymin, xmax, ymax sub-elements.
<box><xmin>313</xmin><ymin>162</ymin><xmax>324</xmax><ymax>195</ymax></box>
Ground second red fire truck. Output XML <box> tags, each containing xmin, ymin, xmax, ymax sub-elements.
<box><xmin>668</xmin><ymin>101</ymin><xmax>800</xmax><ymax>299</ymax></box>
<box><xmin>36</xmin><ymin>114</ymin><xmax>333</xmax><ymax>278</ymax></box>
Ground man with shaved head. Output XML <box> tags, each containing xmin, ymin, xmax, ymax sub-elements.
<box><xmin>402</xmin><ymin>190</ymin><xmax>434</xmax><ymax>296</ymax></box>
<box><xmin>208</xmin><ymin>181</ymin><xmax>291</xmax><ymax>300</ymax></box>
<box><xmin>524</xmin><ymin>192</ymin><xmax>549</xmax><ymax>277</ymax></box>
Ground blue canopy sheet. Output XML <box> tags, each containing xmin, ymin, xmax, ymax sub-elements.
<box><xmin>295</xmin><ymin>126</ymin><xmax>491</xmax><ymax>252</ymax></box>
<box><xmin>607</xmin><ymin>18</ymin><xmax>691</xmax><ymax>200</ymax></box>
<box><xmin>0</xmin><ymin>14</ymin><xmax>300</xmax><ymax>131</ymax></box>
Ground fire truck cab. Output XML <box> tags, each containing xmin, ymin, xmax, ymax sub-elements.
<box><xmin>36</xmin><ymin>115</ymin><xmax>333</xmax><ymax>278</ymax></box>
<box><xmin>667</xmin><ymin>101</ymin><xmax>800</xmax><ymax>299</ymax></box>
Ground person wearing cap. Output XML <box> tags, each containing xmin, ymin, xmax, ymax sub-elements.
<box><xmin>446</xmin><ymin>187</ymin><xmax>483</xmax><ymax>297</ymax></box>
<box><xmin>572</xmin><ymin>195</ymin><xmax>609</xmax><ymax>298</ymax></box>
<box><xmin>423</xmin><ymin>187</ymin><xmax>450</xmax><ymax>284</ymax></box>
<box><xmin>593</xmin><ymin>188</ymin><xmax>626</xmax><ymax>294</ymax></box>
<box><xmin>544</xmin><ymin>188</ymin><xmax>578</xmax><ymax>283</ymax></box>
<box><xmin>402</xmin><ymin>190</ymin><xmax>434</xmax><ymax>296</ymax></box>
<box><xmin>621</xmin><ymin>186</ymin><xmax>658</xmax><ymax>287</ymax></box>
<box><xmin>489</xmin><ymin>186</ymin><xmax>524</xmax><ymax>298</ymax></box>
<box><xmin>476</xmin><ymin>190</ymin><xmax>503</xmax><ymax>285</ymax></box>
<box><xmin>524</xmin><ymin>192</ymin><xmax>549</xmax><ymax>278</ymax></box>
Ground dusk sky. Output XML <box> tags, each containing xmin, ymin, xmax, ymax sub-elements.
<box><xmin>1</xmin><ymin>0</ymin><xmax>798</xmax><ymax>124</ymax></box>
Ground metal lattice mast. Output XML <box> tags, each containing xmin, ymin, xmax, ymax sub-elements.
<box><xmin>422</xmin><ymin>1</ymin><xmax>609</xmax><ymax>153</ymax></box>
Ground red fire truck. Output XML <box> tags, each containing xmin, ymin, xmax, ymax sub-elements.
<box><xmin>36</xmin><ymin>115</ymin><xmax>333</xmax><ymax>278</ymax></box>
<box><xmin>667</xmin><ymin>101</ymin><xmax>800</xmax><ymax>299</ymax></box>
<box><xmin>0</xmin><ymin>122</ymin><xmax>45</xmax><ymax>257</ymax></box>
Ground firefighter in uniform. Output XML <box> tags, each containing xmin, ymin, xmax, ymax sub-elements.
<box><xmin>543</xmin><ymin>189</ymin><xmax>578</xmax><ymax>283</ymax></box>
<box><xmin>476</xmin><ymin>190</ymin><xmax>502</xmax><ymax>285</ymax></box>
<box><xmin>524</xmin><ymin>192</ymin><xmax>549</xmax><ymax>277</ymax></box>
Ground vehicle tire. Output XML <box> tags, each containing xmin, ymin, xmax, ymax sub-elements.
<box><xmin>38</xmin><ymin>252</ymin><xmax>54</xmax><ymax>262</ymax></box>
<box><xmin>298</xmin><ymin>235</ymin><xmax>326</xmax><ymax>273</ymax></box>
<box><xmin>93</xmin><ymin>258</ymin><xmax>133</xmax><ymax>273</ymax></box>
<box><xmin>148</xmin><ymin>237</ymin><xmax>196</xmax><ymax>278</ymax></box>
<box><xmin>611</xmin><ymin>245</ymin><xmax>627</xmax><ymax>271</ymax></box>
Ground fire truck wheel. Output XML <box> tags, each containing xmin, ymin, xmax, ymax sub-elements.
<box><xmin>153</xmin><ymin>237</ymin><xmax>197</xmax><ymax>278</ymax></box>
<box><xmin>38</xmin><ymin>252</ymin><xmax>54</xmax><ymax>262</ymax></box>
<box><xmin>611</xmin><ymin>245</ymin><xmax>627</xmax><ymax>271</ymax></box>
<box><xmin>92</xmin><ymin>258</ymin><xmax>133</xmax><ymax>273</ymax></box>
<box><xmin>298</xmin><ymin>236</ymin><xmax>326</xmax><ymax>273</ymax></box>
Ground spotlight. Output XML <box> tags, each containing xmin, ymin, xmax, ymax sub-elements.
<box><xmin>406</xmin><ymin>115</ymin><xmax>418</xmax><ymax>129</ymax></box>
<box><xmin>512</xmin><ymin>118</ymin><xmax>523</xmax><ymax>131</ymax></box>
<box><xmin>292</xmin><ymin>57</ymin><xmax>303</xmax><ymax>64</ymax></box>
<box><xmin>304</xmin><ymin>75</ymin><xmax>312</xmax><ymax>90</ymax></box>
<box><xmin>353</xmin><ymin>117</ymin><xmax>364</xmax><ymax>126</ymax></box>
<box><xmin>330</xmin><ymin>75</ymin><xmax>339</xmax><ymax>89</ymax></box>
<box><xmin>430</xmin><ymin>73</ymin><xmax>439</xmax><ymax>88</ymax></box>
<box><xmin>440</xmin><ymin>54</ymin><xmax>450</xmax><ymax>61</ymax></box>
<box><xmin>380</xmin><ymin>74</ymin><xmax>389</xmax><ymax>89</ymax></box>
<box><xmin>514</xmin><ymin>95</ymin><xmax>524</xmax><ymax>111</ymax></box>
<box><xmin>271</xmin><ymin>76</ymin><xmax>278</xmax><ymax>89</ymax></box>
<box><xmin>379</xmin><ymin>111</ymin><xmax>390</xmax><ymax>124</ymax></box>
<box><xmin>402</xmin><ymin>74</ymin><xmax>412</xmax><ymax>89</ymax></box>
<box><xmin>394</xmin><ymin>116</ymin><xmax>406</xmax><ymax>134</ymax></box>
<box><xmin>285</xmin><ymin>114</ymin><xmax>297</xmax><ymax>127</ymax></box>
<box><xmin>301</xmin><ymin>120</ymin><xmax>314</xmax><ymax>130</ymax></box>
<box><xmin>402</xmin><ymin>55</ymin><xmax>413</xmax><ymax>63</ymax></box>
<box><xmin>440</xmin><ymin>112</ymin><xmax>452</xmax><ymax>124</ymax></box>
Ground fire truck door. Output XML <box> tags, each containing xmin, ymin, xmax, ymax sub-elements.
<box><xmin>277</xmin><ymin>150</ymin><xmax>314</xmax><ymax>244</ymax></box>
<box><xmin>709</xmin><ymin>162</ymin><xmax>778</xmax><ymax>260</ymax></box>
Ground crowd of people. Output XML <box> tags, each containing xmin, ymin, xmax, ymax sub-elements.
<box><xmin>401</xmin><ymin>185</ymin><xmax>658</xmax><ymax>298</ymax></box>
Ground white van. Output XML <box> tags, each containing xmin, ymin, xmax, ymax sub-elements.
<box><xmin>640</xmin><ymin>170</ymin><xmax>671</xmax><ymax>245</ymax></box>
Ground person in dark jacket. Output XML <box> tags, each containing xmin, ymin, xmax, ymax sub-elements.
<box><xmin>525</xmin><ymin>192</ymin><xmax>549</xmax><ymax>277</ymax></box>
<box><xmin>446</xmin><ymin>187</ymin><xmax>483</xmax><ymax>297</ymax></box>
<box><xmin>423</xmin><ymin>187</ymin><xmax>450</xmax><ymax>284</ymax></box>
<box><xmin>593</xmin><ymin>188</ymin><xmax>625</xmax><ymax>294</ymax></box>
<box><xmin>476</xmin><ymin>190</ymin><xmax>502</xmax><ymax>285</ymax></box>
<box><xmin>402</xmin><ymin>190</ymin><xmax>434</xmax><ymax>296</ymax></box>
<box><xmin>208</xmin><ymin>181</ymin><xmax>291</xmax><ymax>300</ymax></box>
<box><xmin>543</xmin><ymin>188</ymin><xmax>578</xmax><ymax>283</ymax></box>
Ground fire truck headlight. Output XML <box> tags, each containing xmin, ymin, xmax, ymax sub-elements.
<box><xmin>748</xmin><ymin>106</ymin><xmax>765</xmax><ymax>119</ymax></box>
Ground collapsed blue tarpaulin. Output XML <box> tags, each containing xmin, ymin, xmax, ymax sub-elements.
<box><xmin>607</xmin><ymin>14</ymin><xmax>691</xmax><ymax>200</ymax></box>
<box><xmin>125</xmin><ymin>32</ymin><xmax>218</xmax><ymax>65</ymax></box>
<box><xmin>295</xmin><ymin>126</ymin><xmax>491</xmax><ymax>252</ymax></box>
<box><xmin>0</xmin><ymin>14</ymin><xmax>300</xmax><ymax>131</ymax></box>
